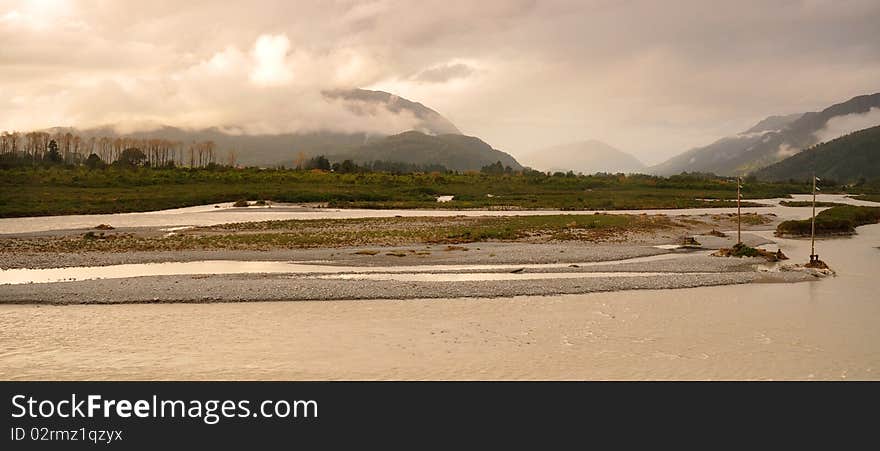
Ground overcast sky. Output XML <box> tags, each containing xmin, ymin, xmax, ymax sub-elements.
<box><xmin>2</xmin><ymin>0</ymin><xmax>879</xmax><ymax>164</ymax></box>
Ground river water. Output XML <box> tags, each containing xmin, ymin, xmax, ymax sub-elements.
<box><xmin>0</xmin><ymin>252</ymin><xmax>694</xmax><ymax>285</ymax></box>
<box><xmin>0</xmin><ymin>195</ymin><xmax>878</xmax><ymax>380</ymax></box>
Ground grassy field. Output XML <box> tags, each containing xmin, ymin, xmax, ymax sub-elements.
<box><xmin>776</xmin><ymin>205</ymin><xmax>880</xmax><ymax>236</ymax></box>
<box><xmin>0</xmin><ymin>166</ymin><xmax>810</xmax><ymax>218</ymax></box>
<box><xmin>2</xmin><ymin>214</ymin><xmax>676</xmax><ymax>253</ymax></box>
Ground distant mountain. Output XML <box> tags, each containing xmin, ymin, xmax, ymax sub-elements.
<box><xmin>651</xmin><ymin>93</ymin><xmax>880</xmax><ymax>176</ymax></box>
<box><xmin>323</xmin><ymin>89</ymin><xmax>460</xmax><ymax>135</ymax></box>
<box><xmin>742</xmin><ymin>113</ymin><xmax>805</xmax><ymax>134</ymax></box>
<box><xmin>334</xmin><ymin>130</ymin><xmax>522</xmax><ymax>172</ymax></box>
<box><xmin>523</xmin><ymin>140</ymin><xmax>645</xmax><ymax>174</ymax></box>
<box><xmin>754</xmin><ymin>125</ymin><xmax>880</xmax><ymax>183</ymax></box>
<box><xmin>50</xmin><ymin>89</ymin><xmax>464</xmax><ymax>167</ymax></box>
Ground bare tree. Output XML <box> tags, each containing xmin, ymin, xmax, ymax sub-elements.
<box><xmin>205</xmin><ymin>140</ymin><xmax>216</xmax><ymax>166</ymax></box>
<box><xmin>227</xmin><ymin>149</ymin><xmax>237</xmax><ymax>167</ymax></box>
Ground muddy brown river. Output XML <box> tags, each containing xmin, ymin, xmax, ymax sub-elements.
<box><xmin>0</xmin><ymin>195</ymin><xmax>878</xmax><ymax>380</ymax></box>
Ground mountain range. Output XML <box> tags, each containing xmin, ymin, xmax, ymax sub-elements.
<box><xmin>651</xmin><ymin>93</ymin><xmax>880</xmax><ymax>176</ymax></box>
<box><xmin>39</xmin><ymin>89</ymin><xmax>880</xmax><ymax>178</ymax></box>
<box><xmin>54</xmin><ymin>89</ymin><xmax>519</xmax><ymax>171</ymax></box>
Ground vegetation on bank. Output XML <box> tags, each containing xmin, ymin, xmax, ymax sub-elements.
<box><xmin>776</xmin><ymin>205</ymin><xmax>880</xmax><ymax>236</ymax></box>
<box><xmin>2</xmin><ymin>214</ymin><xmax>676</xmax><ymax>253</ymax></box>
<box><xmin>778</xmin><ymin>200</ymin><xmax>845</xmax><ymax>207</ymax></box>
<box><xmin>853</xmin><ymin>194</ymin><xmax>880</xmax><ymax>203</ymax></box>
<box><xmin>712</xmin><ymin>243</ymin><xmax>787</xmax><ymax>262</ymax></box>
<box><xmin>0</xmin><ymin>166</ymin><xmax>811</xmax><ymax>218</ymax></box>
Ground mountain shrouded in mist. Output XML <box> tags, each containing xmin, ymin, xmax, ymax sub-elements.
<box><xmin>651</xmin><ymin>93</ymin><xmax>880</xmax><ymax>176</ymax></box>
<box><xmin>753</xmin><ymin>125</ymin><xmax>880</xmax><ymax>183</ymax></box>
<box><xmin>45</xmin><ymin>89</ymin><xmax>515</xmax><ymax>169</ymax></box>
<box><xmin>522</xmin><ymin>140</ymin><xmax>645</xmax><ymax>174</ymax></box>
<box><xmin>334</xmin><ymin>130</ymin><xmax>522</xmax><ymax>172</ymax></box>
<box><xmin>323</xmin><ymin>89</ymin><xmax>460</xmax><ymax>135</ymax></box>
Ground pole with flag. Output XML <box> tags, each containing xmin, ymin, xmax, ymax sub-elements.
<box><xmin>810</xmin><ymin>175</ymin><xmax>820</xmax><ymax>263</ymax></box>
<box><xmin>737</xmin><ymin>176</ymin><xmax>742</xmax><ymax>245</ymax></box>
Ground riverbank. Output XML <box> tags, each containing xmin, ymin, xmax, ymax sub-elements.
<box><xmin>0</xmin><ymin>226</ymin><xmax>814</xmax><ymax>304</ymax></box>
<box><xmin>0</xmin><ymin>208</ymin><xmax>808</xmax><ymax>304</ymax></box>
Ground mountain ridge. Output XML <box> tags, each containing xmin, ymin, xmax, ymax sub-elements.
<box><xmin>332</xmin><ymin>130</ymin><xmax>522</xmax><ymax>172</ymax></box>
<box><xmin>651</xmin><ymin>92</ymin><xmax>880</xmax><ymax>176</ymax></box>
<box><xmin>753</xmin><ymin>125</ymin><xmax>880</xmax><ymax>183</ymax></box>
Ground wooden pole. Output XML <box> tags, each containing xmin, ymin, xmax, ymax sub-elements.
<box><xmin>737</xmin><ymin>177</ymin><xmax>742</xmax><ymax>245</ymax></box>
<box><xmin>810</xmin><ymin>174</ymin><xmax>817</xmax><ymax>261</ymax></box>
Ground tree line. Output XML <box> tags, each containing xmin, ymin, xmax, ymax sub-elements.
<box><xmin>295</xmin><ymin>155</ymin><xmax>453</xmax><ymax>174</ymax></box>
<box><xmin>0</xmin><ymin>130</ymin><xmax>219</xmax><ymax>169</ymax></box>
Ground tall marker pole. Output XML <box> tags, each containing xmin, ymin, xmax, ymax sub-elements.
<box><xmin>810</xmin><ymin>174</ymin><xmax>818</xmax><ymax>263</ymax></box>
<box><xmin>737</xmin><ymin>176</ymin><xmax>742</xmax><ymax>245</ymax></box>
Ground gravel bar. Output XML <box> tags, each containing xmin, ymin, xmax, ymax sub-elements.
<box><xmin>0</xmin><ymin>268</ymin><xmax>814</xmax><ymax>305</ymax></box>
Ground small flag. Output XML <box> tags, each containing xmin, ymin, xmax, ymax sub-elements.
<box><xmin>816</xmin><ymin>186</ymin><xmax>821</xmax><ymax>191</ymax></box>
<box><xmin>815</xmin><ymin>176</ymin><xmax>821</xmax><ymax>181</ymax></box>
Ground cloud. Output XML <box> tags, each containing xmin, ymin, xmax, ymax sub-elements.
<box><xmin>0</xmin><ymin>0</ymin><xmax>879</xmax><ymax>163</ymax></box>
<box><xmin>814</xmin><ymin>107</ymin><xmax>880</xmax><ymax>144</ymax></box>
<box><xmin>0</xmin><ymin>30</ymin><xmax>423</xmax><ymax>135</ymax></box>
<box><xmin>249</xmin><ymin>34</ymin><xmax>294</xmax><ymax>86</ymax></box>
<box><xmin>412</xmin><ymin>63</ymin><xmax>476</xmax><ymax>83</ymax></box>
<box><xmin>776</xmin><ymin>143</ymin><xmax>799</xmax><ymax>159</ymax></box>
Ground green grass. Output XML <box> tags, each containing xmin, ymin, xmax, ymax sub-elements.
<box><xmin>776</xmin><ymin>205</ymin><xmax>880</xmax><ymax>236</ymax></box>
<box><xmin>0</xmin><ymin>166</ymin><xmax>809</xmax><ymax>218</ymax></box>
<box><xmin>727</xmin><ymin>243</ymin><xmax>761</xmax><ymax>257</ymax></box>
<box><xmin>208</xmin><ymin>214</ymin><xmax>646</xmax><ymax>245</ymax></box>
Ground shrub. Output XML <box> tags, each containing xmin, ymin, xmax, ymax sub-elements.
<box><xmin>712</xmin><ymin>243</ymin><xmax>787</xmax><ymax>261</ymax></box>
<box><xmin>777</xmin><ymin>206</ymin><xmax>880</xmax><ymax>236</ymax></box>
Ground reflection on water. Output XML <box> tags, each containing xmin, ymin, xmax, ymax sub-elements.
<box><xmin>3</xmin><ymin>194</ymin><xmax>875</xmax><ymax>235</ymax></box>
<box><xmin>0</xmin><ymin>252</ymin><xmax>695</xmax><ymax>285</ymax></box>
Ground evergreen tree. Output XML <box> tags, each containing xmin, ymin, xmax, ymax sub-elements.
<box><xmin>305</xmin><ymin>155</ymin><xmax>331</xmax><ymax>171</ymax></box>
<box><xmin>84</xmin><ymin>153</ymin><xmax>105</xmax><ymax>169</ymax></box>
<box><xmin>117</xmin><ymin>148</ymin><xmax>147</xmax><ymax>167</ymax></box>
<box><xmin>45</xmin><ymin>140</ymin><xmax>62</xmax><ymax>163</ymax></box>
